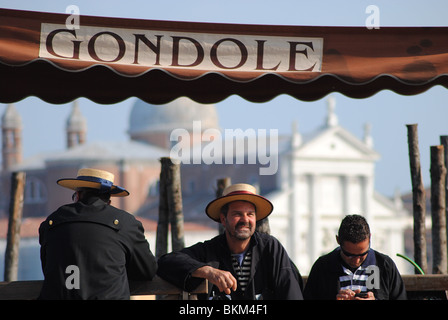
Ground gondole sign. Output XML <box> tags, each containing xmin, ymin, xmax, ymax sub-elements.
<box><xmin>40</xmin><ymin>23</ymin><xmax>323</xmax><ymax>73</ymax></box>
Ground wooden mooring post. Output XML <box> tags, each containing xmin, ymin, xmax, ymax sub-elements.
<box><xmin>216</xmin><ymin>178</ymin><xmax>231</xmax><ymax>234</ymax></box>
<box><xmin>156</xmin><ymin>157</ymin><xmax>185</xmax><ymax>259</ymax></box>
<box><xmin>430</xmin><ymin>145</ymin><xmax>447</xmax><ymax>274</ymax></box>
<box><xmin>406</xmin><ymin>124</ymin><xmax>428</xmax><ymax>274</ymax></box>
<box><xmin>440</xmin><ymin>136</ymin><xmax>448</xmax><ymax>258</ymax></box>
<box><xmin>216</xmin><ymin>178</ymin><xmax>231</xmax><ymax>199</ymax></box>
<box><xmin>4</xmin><ymin>171</ymin><xmax>26</xmax><ymax>282</ymax></box>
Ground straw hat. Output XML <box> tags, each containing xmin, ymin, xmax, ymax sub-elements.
<box><xmin>57</xmin><ymin>168</ymin><xmax>129</xmax><ymax>197</ymax></box>
<box><xmin>205</xmin><ymin>183</ymin><xmax>273</xmax><ymax>222</ymax></box>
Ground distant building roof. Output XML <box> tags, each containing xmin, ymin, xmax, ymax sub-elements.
<box><xmin>0</xmin><ymin>216</ymin><xmax>216</xmax><ymax>239</ymax></box>
<box><xmin>12</xmin><ymin>140</ymin><xmax>170</xmax><ymax>171</ymax></box>
<box><xmin>46</xmin><ymin>140</ymin><xmax>169</xmax><ymax>162</ymax></box>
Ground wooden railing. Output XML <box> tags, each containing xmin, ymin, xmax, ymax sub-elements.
<box><xmin>0</xmin><ymin>276</ymin><xmax>208</xmax><ymax>300</ymax></box>
<box><xmin>301</xmin><ymin>274</ymin><xmax>448</xmax><ymax>299</ymax></box>
<box><xmin>0</xmin><ymin>275</ymin><xmax>447</xmax><ymax>300</ymax></box>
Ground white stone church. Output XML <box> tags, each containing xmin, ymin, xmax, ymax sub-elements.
<box><xmin>266</xmin><ymin>97</ymin><xmax>411</xmax><ymax>274</ymax></box>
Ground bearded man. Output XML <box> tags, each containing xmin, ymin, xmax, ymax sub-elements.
<box><xmin>157</xmin><ymin>183</ymin><xmax>303</xmax><ymax>300</ymax></box>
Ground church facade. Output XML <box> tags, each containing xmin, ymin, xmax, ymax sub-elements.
<box><xmin>267</xmin><ymin>97</ymin><xmax>410</xmax><ymax>273</ymax></box>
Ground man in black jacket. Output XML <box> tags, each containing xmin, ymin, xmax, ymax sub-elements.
<box><xmin>39</xmin><ymin>168</ymin><xmax>157</xmax><ymax>299</ymax></box>
<box><xmin>304</xmin><ymin>214</ymin><xmax>406</xmax><ymax>300</ymax></box>
<box><xmin>157</xmin><ymin>183</ymin><xmax>303</xmax><ymax>300</ymax></box>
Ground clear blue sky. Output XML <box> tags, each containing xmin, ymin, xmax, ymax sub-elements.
<box><xmin>1</xmin><ymin>0</ymin><xmax>448</xmax><ymax>197</ymax></box>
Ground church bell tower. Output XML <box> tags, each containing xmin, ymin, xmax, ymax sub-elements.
<box><xmin>66</xmin><ymin>100</ymin><xmax>87</xmax><ymax>149</ymax></box>
<box><xmin>1</xmin><ymin>104</ymin><xmax>23</xmax><ymax>171</ymax></box>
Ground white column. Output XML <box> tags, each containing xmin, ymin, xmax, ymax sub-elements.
<box><xmin>361</xmin><ymin>175</ymin><xmax>374</xmax><ymax>246</ymax></box>
<box><xmin>287</xmin><ymin>151</ymin><xmax>297</xmax><ymax>264</ymax></box>
<box><xmin>341</xmin><ymin>175</ymin><xmax>349</xmax><ymax>217</ymax></box>
<box><xmin>308</xmin><ymin>174</ymin><xmax>320</xmax><ymax>266</ymax></box>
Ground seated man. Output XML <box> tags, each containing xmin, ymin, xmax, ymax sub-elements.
<box><xmin>304</xmin><ymin>214</ymin><xmax>407</xmax><ymax>300</ymax></box>
<box><xmin>39</xmin><ymin>168</ymin><xmax>157</xmax><ymax>299</ymax></box>
<box><xmin>157</xmin><ymin>183</ymin><xmax>303</xmax><ymax>300</ymax></box>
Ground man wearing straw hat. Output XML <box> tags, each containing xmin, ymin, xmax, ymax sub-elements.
<box><xmin>38</xmin><ymin>168</ymin><xmax>157</xmax><ymax>300</ymax></box>
<box><xmin>157</xmin><ymin>183</ymin><xmax>303</xmax><ymax>300</ymax></box>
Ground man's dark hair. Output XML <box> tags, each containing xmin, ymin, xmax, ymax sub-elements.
<box><xmin>338</xmin><ymin>214</ymin><xmax>370</xmax><ymax>244</ymax></box>
<box><xmin>77</xmin><ymin>188</ymin><xmax>111</xmax><ymax>204</ymax></box>
<box><xmin>220</xmin><ymin>203</ymin><xmax>230</xmax><ymax>216</ymax></box>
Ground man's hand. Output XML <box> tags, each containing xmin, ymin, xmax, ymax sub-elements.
<box><xmin>192</xmin><ymin>265</ymin><xmax>237</xmax><ymax>295</ymax></box>
<box><xmin>336</xmin><ymin>288</ymin><xmax>355</xmax><ymax>300</ymax></box>
<box><xmin>354</xmin><ymin>290</ymin><xmax>375</xmax><ymax>300</ymax></box>
<box><xmin>336</xmin><ymin>289</ymin><xmax>375</xmax><ymax>300</ymax></box>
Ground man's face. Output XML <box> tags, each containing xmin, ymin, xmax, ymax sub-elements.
<box><xmin>221</xmin><ymin>201</ymin><xmax>256</xmax><ymax>241</ymax></box>
<box><xmin>338</xmin><ymin>237</ymin><xmax>370</xmax><ymax>269</ymax></box>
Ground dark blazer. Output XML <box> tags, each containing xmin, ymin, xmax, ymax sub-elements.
<box><xmin>38</xmin><ymin>197</ymin><xmax>157</xmax><ymax>299</ymax></box>
<box><xmin>303</xmin><ymin>248</ymin><xmax>407</xmax><ymax>300</ymax></box>
<box><xmin>157</xmin><ymin>232</ymin><xmax>303</xmax><ymax>300</ymax></box>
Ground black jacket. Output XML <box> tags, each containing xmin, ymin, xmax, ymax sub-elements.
<box><xmin>303</xmin><ymin>248</ymin><xmax>407</xmax><ymax>300</ymax></box>
<box><xmin>38</xmin><ymin>197</ymin><xmax>157</xmax><ymax>299</ymax></box>
<box><xmin>157</xmin><ymin>232</ymin><xmax>303</xmax><ymax>300</ymax></box>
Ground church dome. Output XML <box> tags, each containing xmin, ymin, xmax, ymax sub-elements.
<box><xmin>129</xmin><ymin>97</ymin><xmax>219</xmax><ymax>137</ymax></box>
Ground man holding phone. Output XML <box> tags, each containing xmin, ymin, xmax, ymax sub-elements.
<box><xmin>304</xmin><ymin>215</ymin><xmax>407</xmax><ymax>300</ymax></box>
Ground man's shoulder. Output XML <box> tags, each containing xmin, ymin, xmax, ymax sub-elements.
<box><xmin>251</xmin><ymin>232</ymin><xmax>292</xmax><ymax>255</ymax></box>
<box><xmin>197</xmin><ymin>233</ymin><xmax>226</xmax><ymax>248</ymax></box>
<box><xmin>318</xmin><ymin>247</ymin><xmax>340</xmax><ymax>261</ymax></box>
<box><xmin>40</xmin><ymin>203</ymin><xmax>77</xmax><ymax>227</ymax></box>
<box><xmin>42</xmin><ymin>202</ymin><xmax>136</xmax><ymax>228</ymax></box>
<box><xmin>310</xmin><ymin>248</ymin><xmax>340</xmax><ymax>270</ymax></box>
<box><xmin>253</xmin><ymin>231</ymin><xmax>280</xmax><ymax>244</ymax></box>
<box><xmin>372</xmin><ymin>249</ymin><xmax>397</xmax><ymax>268</ymax></box>
<box><xmin>106</xmin><ymin>205</ymin><xmax>135</xmax><ymax>219</ymax></box>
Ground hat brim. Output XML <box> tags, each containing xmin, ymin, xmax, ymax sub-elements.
<box><xmin>57</xmin><ymin>179</ymin><xmax>130</xmax><ymax>197</ymax></box>
<box><xmin>205</xmin><ymin>194</ymin><xmax>273</xmax><ymax>222</ymax></box>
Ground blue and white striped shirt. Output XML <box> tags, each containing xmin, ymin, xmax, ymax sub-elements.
<box><xmin>338</xmin><ymin>248</ymin><xmax>376</xmax><ymax>293</ymax></box>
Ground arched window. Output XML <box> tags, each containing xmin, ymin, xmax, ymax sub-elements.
<box><xmin>24</xmin><ymin>176</ymin><xmax>47</xmax><ymax>204</ymax></box>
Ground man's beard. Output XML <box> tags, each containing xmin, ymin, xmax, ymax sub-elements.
<box><xmin>228</xmin><ymin>221</ymin><xmax>254</xmax><ymax>240</ymax></box>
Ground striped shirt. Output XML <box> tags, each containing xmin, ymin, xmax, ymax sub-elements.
<box><xmin>338</xmin><ymin>248</ymin><xmax>376</xmax><ymax>293</ymax></box>
<box><xmin>231</xmin><ymin>251</ymin><xmax>252</xmax><ymax>292</ymax></box>
<box><xmin>339</xmin><ymin>266</ymin><xmax>370</xmax><ymax>292</ymax></box>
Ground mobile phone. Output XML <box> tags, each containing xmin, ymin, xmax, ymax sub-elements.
<box><xmin>355</xmin><ymin>292</ymin><xmax>368</xmax><ymax>298</ymax></box>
